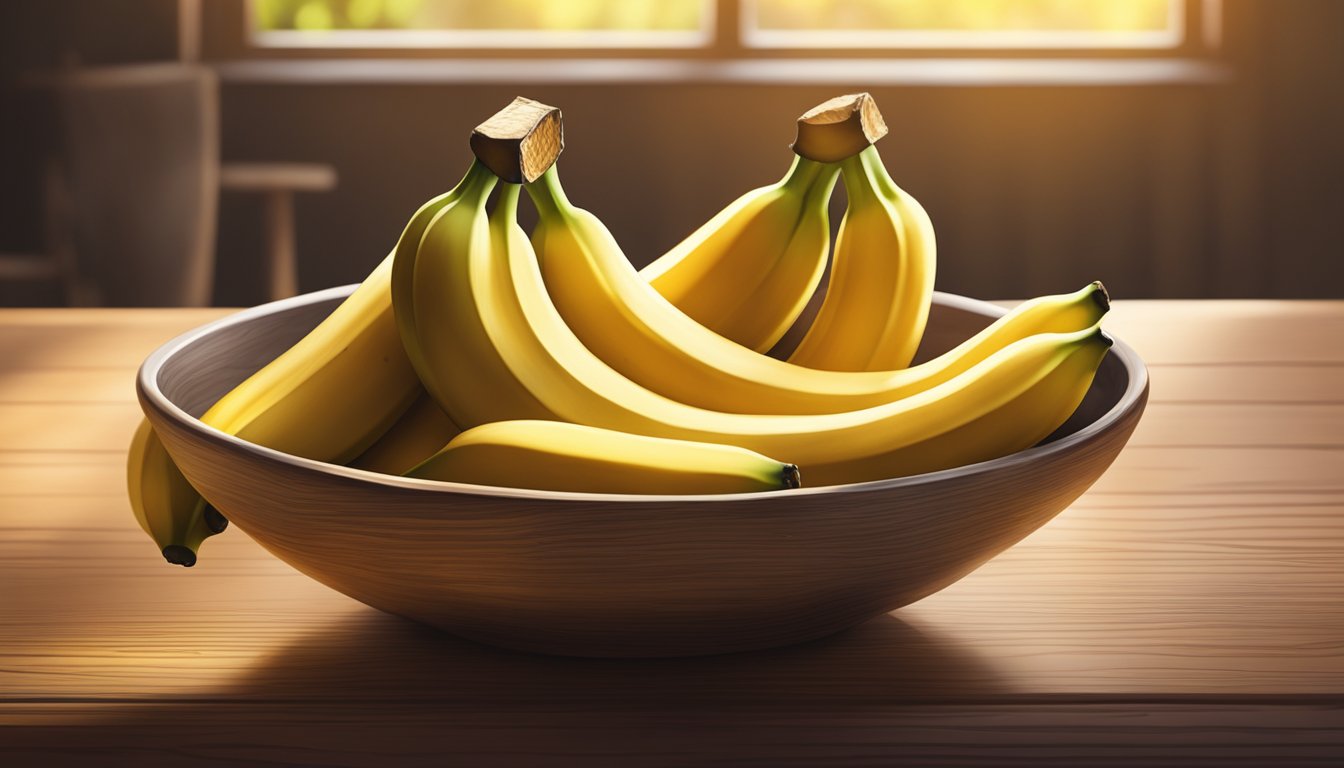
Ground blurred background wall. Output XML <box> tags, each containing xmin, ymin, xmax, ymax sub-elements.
<box><xmin>1</xmin><ymin>0</ymin><xmax>1340</xmax><ymax>306</ymax></box>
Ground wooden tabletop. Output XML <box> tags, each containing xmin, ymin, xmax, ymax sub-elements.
<box><xmin>1</xmin><ymin>300</ymin><xmax>1342</xmax><ymax>765</ymax></box>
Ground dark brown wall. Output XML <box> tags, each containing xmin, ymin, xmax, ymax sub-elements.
<box><xmin>2</xmin><ymin>0</ymin><xmax>1341</xmax><ymax>306</ymax></box>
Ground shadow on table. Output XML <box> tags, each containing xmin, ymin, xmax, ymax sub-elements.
<box><xmin>223</xmin><ymin>608</ymin><xmax>1013</xmax><ymax>709</ymax></box>
<box><xmin>63</xmin><ymin>610</ymin><xmax>1015</xmax><ymax>764</ymax></box>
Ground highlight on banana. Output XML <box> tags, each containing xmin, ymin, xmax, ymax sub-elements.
<box><xmin>128</xmin><ymin>92</ymin><xmax>1113</xmax><ymax>566</ymax></box>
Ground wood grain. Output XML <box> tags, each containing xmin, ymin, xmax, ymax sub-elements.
<box><xmin>1</xmin><ymin>300</ymin><xmax>1341</xmax><ymax>764</ymax></box>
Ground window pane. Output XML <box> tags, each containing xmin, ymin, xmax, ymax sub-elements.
<box><xmin>251</xmin><ymin>0</ymin><xmax>707</xmax><ymax>46</ymax></box>
<box><xmin>747</xmin><ymin>0</ymin><xmax>1182</xmax><ymax>48</ymax></box>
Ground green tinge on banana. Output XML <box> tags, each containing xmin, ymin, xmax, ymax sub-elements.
<box><xmin>408</xmin><ymin>420</ymin><xmax>801</xmax><ymax>495</ymax></box>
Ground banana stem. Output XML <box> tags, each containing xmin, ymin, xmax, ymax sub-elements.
<box><xmin>779</xmin><ymin>155</ymin><xmax>832</xmax><ymax>193</ymax></box>
<box><xmin>840</xmin><ymin>150</ymin><xmax>882</xmax><ymax>207</ymax></box>
<box><xmin>495</xmin><ymin>182</ymin><xmax>522</xmax><ymax>221</ymax></box>
<box><xmin>461</xmin><ymin>158</ymin><xmax>500</xmax><ymax>193</ymax></box>
<box><xmin>856</xmin><ymin>145</ymin><xmax>903</xmax><ymax>202</ymax></box>
<box><xmin>801</xmin><ymin>161</ymin><xmax>844</xmax><ymax>209</ymax></box>
<box><xmin>525</xmin><ymin>165</ymin><xmax>571</xmax><ymax>220</ymax></box>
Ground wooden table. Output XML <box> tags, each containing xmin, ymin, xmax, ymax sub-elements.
<box><xmin>1</xmin><ymin>301</ymin><xmax>1342</xmax><ymax>765</ymax></box>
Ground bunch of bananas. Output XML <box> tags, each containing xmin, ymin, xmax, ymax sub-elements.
<box><xmin>128</xmin><ymin>94</ymin><xmax>1112</xmax><ymax>566</ymax></box>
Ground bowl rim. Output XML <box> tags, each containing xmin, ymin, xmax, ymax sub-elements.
<box><xmin>138</xmin><ymin>285</ymin><xmax>1149</xmax><ymax>504</ymax></box>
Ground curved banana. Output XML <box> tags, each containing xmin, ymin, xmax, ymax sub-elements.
<box><xmin>637</xmin><ymin>155</ymin><xmax>839</xmax><ymax>352</ymax></box>
<box><xmin>395</xmin><ymin>161</ymin><xmax>520</xmax><ymax>422</ymax></box>
<box><xmin>198</xmin><ymin>254</ymin><xmax>418</xmax><ymax>459</ymax></box>
<box><xmin>128</xmin><ymin>251</ymin><xmax>419</xmax><ymax>565</ymax></box>
<box><xmin>352</xmin><ymin>391</ymin><xmax>459</xmax><ymax>476</ymax></box>
<box><xmin>408</xmin><ymin>420</ymin><xmax>800</xmax><ymax>495</ymax></box>
<box><xmin>788</xmin><ymin>145</ymin><xmax>936</xmax><ymax>371</ymax></box>
<box><xmin>390</xmin><ymin>180</ymin><xmax>470</xmax><ymax>381</ymax></box>
<box><xmin>407</xmin><ymin>181</ymin><xmax>1112</xmax><ymax>487</ymax></box>
<box><xmin>528</xmin><ymin>163</ymin><xmax>1107</xmax><ymax>416</ymax></box>
<box><xmin>126</xmin><ymin>418</ymin><xmax>228</xmax><ymax>567</ymax></box>
<box><xmin>127</xmin><ymin>166</ymin><xmax>485</xmax><ymax>565</ymax></box>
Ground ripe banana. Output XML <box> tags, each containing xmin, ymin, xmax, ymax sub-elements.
<box><xmin>391</xmin><ymin>179</ymin><xmax>470</xmax><ymax>381</ymax></box>
<box><xmin>352</xmin><ymin>391</ymin><xmax>459</xmax><ymax>475</ymax></box>
<box><xmin>637</xmin><ymin>154</ymin><xmax>839</xmax><ymax>352</ymax></box>
<box><xmin>127</xmin><ymin>251</ymin><xmax>420</xmax><ymax>565</ymax></box>
<box><xmin>788</xmin><ymin>144</ymin><xmax>936</xmax><ymax>371</ymax></box>
<box><xmin>528</xmin><ymin>162</ymin><xmax>1107</xmax><ymax>416</ymax></box>
<box><xmin>126</xmin><ymin>418</ymin><xmax>227</xmax><ymax>567</ymax></box>
<box><xmin>405</xmin><ymin>179</ymin><xmax>1112</xmax><ymax>486</ymax></box>
<box><xmin>638</xmin><ymin>92</ymin><xmax>889</xmax><ymax>354</ymax></box>
<box><xmin>197</xmin><ymin>253</ymin><xmax>418</xmax><ymax>459</ymax></box>
<box><xmin>126</xmin><ymin>165</ymin><xmax>491</xmax><ymax>564</ymax></box>
<box><xmin>408</xmin><ymin>420</ymin><xmax>800</xmax><ymax>495</ymax></box>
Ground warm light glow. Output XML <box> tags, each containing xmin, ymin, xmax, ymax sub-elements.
<box><xmin>746</xmin><ymin>0</ymin><xmax>1184</xmax><ymax>48</ymax></box>
<box><xmin>751</xmin><ymin>0</ymin><xmax>1173</xmax><ymax>33</ymax></box>
<box><xmin>251</xmin><ymin>0</ymin><xmax>1191</xmax><ymax>50</ymax></box>
<box><xmin>253</xmin><ymin>0</ymin><xmax>704</xmax><ymax>33</ymax></box>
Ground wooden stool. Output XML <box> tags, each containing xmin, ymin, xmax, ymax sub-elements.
<box><xmin>220</xmin><ymin>162</ymin><xmax>337</xmax><ymax>300</ymax></box>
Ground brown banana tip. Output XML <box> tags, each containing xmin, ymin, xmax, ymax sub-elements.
<box><xmin>1090</xmin><ymin>280</ymin><xmax>1111</xmax><ymax>312</ymax></box>
<box><xmin>203</xmin><ymin>505</ymin><xmax>229</xmax><ymax>534</ymax></box>
<box><xmin>162</xmin><ymin>545</ymin><xmax>197</xmax><ymax>568</ymax></box>
<box><xmin>782</xmin><ymin>464</ymin><xmax>802</xmax><ymax>490</ymax></box>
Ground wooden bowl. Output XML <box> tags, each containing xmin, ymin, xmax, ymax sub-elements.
<box><xmin>139</xmin><ymin>287</ymin><xmax>1148</xmax><ymax>658</ymax></box>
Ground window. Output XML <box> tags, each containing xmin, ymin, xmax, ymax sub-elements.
<box><xmin>746</xmin><ymin>0</ymin><xmax>1184</xmax><ymax>49</ymax></box>
<box><xmin>249</xmin><ymin>0</ymin><xmax>712</xmax><ymax>49</ymax></box>
<box><xmin>241</xmin><ymin>0</ymin><xmax>1218</xmax><ymax>56</ymax></box>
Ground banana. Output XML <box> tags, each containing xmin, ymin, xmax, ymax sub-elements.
<box><xmin>407</xmin><ymin>420</ymin><xmax>800</xmax><ymax>495</ymax></box>
<box><xmin>127</xmin><ymin>251</ymin><xmax>419</xmax><ymax>565</ymax></box>
<box><xmin>352</xmin><ymin>391</ymin><xmax>460</xmax><ymax>476</ymax></box>
<box><xmin>638</xmin><ymin>92</ymin><xmax>891</xmax><ymax>354</ymax></box>
<box><xmin>126</xmin><ymin>165</ymin><xmax>486</xmax><ymax>565</ymax></box>
<box><xmin>391</xmin><ymin>182</ymin><xmax>469</xmax><ymax>382</ymax></box>
<box><xmin>637</xmin><ymin>155</ymin><xmax>839</xmax><ymax>352</ymax></box>
<box><xmin>395</xmin><ymin>161</ymin><xmax>521</xmax><ymax>423</ymax></box>
<box><xmin>528</xmin><ymin>162</ymin><xmax>1107</xmax><ymax>416</ymax></box>
<box><xmin>405</xmin><ymin>179</ymin><xmax>1112</xmax><ymax>487</ymax></box>
<box><xmin>787</xmin><ymin>144</ymin><xmax>936</xmax><ymax>371</ymax></box>
<box><xmin>197</xmin><ymin>253</ymin><xmax>417</xmax><ymax>459</ymax></box>
<box><xmin>126</xmin><ymin>418</ymin><xmax>227</xmax><ymax>567</ymax></box>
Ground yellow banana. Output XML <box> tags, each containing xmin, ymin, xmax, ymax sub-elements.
<box><xmin>198</xmin><ymin>254</ymin><xmax>418</xmax><ymax>459</ymax></box>
<box><xmin>126</xmin><ymin>418</ymin><xmax>228</xmax><ymax>567</ymax></box>
<box><xmin>395</xmin><ymin>161</ymin><xmax>522</xmax><ymax>422</ymax></box>
<box><xmin>408</xmin><ymin>420</ymin><xmax>800</xmax><ymax>495</ymax></box>
<box><xmin>810</xmin><ymin>327</ymin><xmax>1112</xmax><ymax>482</ymax></box>
<box><xmin>637</xmin><ymin>155</ymin><xmax>839</xmax><ymax>352</ymax></box>
<box><xmin>639</xmin><ymin>92</ymin><xmax>889</xmax><ymax>354</ymax></box>
<box><xmin>127</xmin><ymin>252</ymin><xmax>419</xmax><ymax>565</ymax></box>
<box><xmin>391</xmin><ymin>181</ymin><xmax>469</xmax><ymax>381</ymax></box>
<box><xmin>126</xmin><ymin>166</ymin><xmax>490</xmax><ymax>565</ymax></box>
<box><xmin>528</xmin><ymin>162</ymin><xmax>1107</xmax><ymax>416</ymax></box>
<box><xmin>405</xmin><ymin>180</ymin><xmax>1112</xmax><ymax>486</ymax></box>
<box><xmin>788</xmin><ymin>145</ymin><xmax>936</xmax><ymax>371</ymax></box>
<box><xmin>352</xmin><ymin>391</ymin><xmax>459</xmax><ymax>476</ymax></box>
